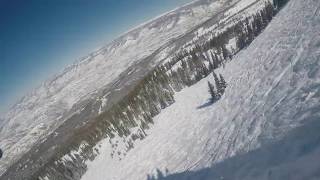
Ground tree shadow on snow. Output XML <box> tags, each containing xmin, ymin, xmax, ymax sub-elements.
<box><xmin>196</xmin><ymin>100</ymin><xmax>214</xmax><ymax>109</ymax></box>
<box><xmin>146</xmin><ymin>117</ymin><xmax>320</xmax><ymax>180</ymax></box>
<box><xmin>197</xmin><ymin>98</ymin><xmax>220</xmax><ymax>109</ymax></box>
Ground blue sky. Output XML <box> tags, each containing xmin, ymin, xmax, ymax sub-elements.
<box><xmin>0</xmin><ymin>0</ymin><xmax>192</xmax><ymax>113</ymax></box>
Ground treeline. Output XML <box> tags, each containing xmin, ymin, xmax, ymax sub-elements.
<box><xmin>162</xmin><ymin>1</ymin><xmax>274</xmax><ymax>89</ymax></box>
<box><xmin>35</xmin><ymin>2</ymin><xmax>277</xmax><ymax>180</ymax></box>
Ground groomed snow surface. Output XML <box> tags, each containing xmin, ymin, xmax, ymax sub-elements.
<box><xmin>82</xmin><ymin>0</ymin><xmax>320</xmax><ymax>179</ymax></box>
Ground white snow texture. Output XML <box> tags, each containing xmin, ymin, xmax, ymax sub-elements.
<box><xmin>82</xmin><ymin>0</ymin><xmax>320</xmax><ymax>179</ymax></box>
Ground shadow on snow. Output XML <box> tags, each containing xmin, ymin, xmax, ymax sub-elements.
<box><xmin>146</xmin><ymin>117</ymin><xmax>320</xmax><ymax>180</ymax></box>
<box><xmin>196</xmin><ymin>100</ymin><xmax>215</xmax><ymax>109</ymax></box>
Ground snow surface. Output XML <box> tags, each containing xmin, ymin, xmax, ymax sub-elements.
<box><xmin>81</xmin><ymin>0</ymin><xmax>320</xmax><ymax>179</ymax></box>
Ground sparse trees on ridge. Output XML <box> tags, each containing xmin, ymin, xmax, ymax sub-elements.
<box><xmin>208</xmin><ymin>71</ymin><xmax>227</xmax><ymax>103</ymax></box>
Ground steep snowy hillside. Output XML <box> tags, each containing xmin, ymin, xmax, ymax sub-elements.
<box><xmin>0</xmin><ymin>0</ymin><xmax>285</xmax><ymax>179</ymax></box>
<box><xmin>0</xmin><ymin>0</ymin><xmax>242</xmax><ymax>174</ymax></box>
<box><xmin>80</xmin><ymin>0</ymin><xmax>320</xmax><ymax>179</ymax></box>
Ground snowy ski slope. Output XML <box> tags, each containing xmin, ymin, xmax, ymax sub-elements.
<box><xmin>81</xmin><ymin>0</ymin><xmax>320</xmax><ymax>179</ymax></box>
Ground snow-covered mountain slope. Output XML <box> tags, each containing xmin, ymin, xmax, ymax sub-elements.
<box><xmin>80</xmin><ymin>0</ymin><xmax>320</xmax><ymax>179</ymax></box>
<box><xmin>0</xmin><ymin>0</ymin><xmax>283</xmax><ymax>179</ymax></box>
<box><xmin>0</xmin><ymin>0</ymin><xmax>245</xmax><ymax>174</ymax></box>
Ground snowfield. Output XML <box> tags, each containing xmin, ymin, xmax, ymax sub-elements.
<box><xmin>81</xmin><ymin>0</ymin><xmax>320</xmax><ymax>179</ymax></box>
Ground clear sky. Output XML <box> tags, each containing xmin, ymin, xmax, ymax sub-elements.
<box><xmin>0</xmin><ymin>0</ymin><xmax>193</xmax><ymax>114</ymax></box>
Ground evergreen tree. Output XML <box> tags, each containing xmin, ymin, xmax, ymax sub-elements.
<box><xmin>236</xmin><ymin>32</ymin><xmax>246</xmax><ymax>50</ymax></box>
<box><xmin>219</xmin><ymin>74</ymin><xmax>227</xmax><ymax>94</ymax></box>
<box><xmin>254</xmin><ymin>13</ymin><xmax>263</xmax><ymax>36</ymax></box>
<box><xmin>209</xmin><ymin>59</ymin><xmax>214</xmax><ymax>71</ymax></box>
<box><xmin>212</xmin><ymin>71</ymin><xmax>221</xmax><ymax>98</ymax></box>
<box><xmin>221</xmin><ymin>45</ymin><xmax>230</xmax><ymax>60</ymax></box>
<box><xmin>207</xmin><ymin>81</ymin><xmax>216</xmax><ymax>102</ymax></box>
<box><xmin>219</xmin><ymin>74</ymin><xmax>227</xmax><ymax>88</ymax></box>
<box><xmin>273</xmin><ymin>0</ymin><xmax>288</xmax><ymax>9</ymax></box>
<box><xmin>265</xmin><ymin>2</ymin><xmax>275</xmax><ymax>21</ymax></box>
<box><xmin>246</xmin><ymin>21</ymin><xmax>254</xmax><ymax>43</ymax></box>
<box><xmin>215</xmin><ymin>53</ymin><xmax>220</xmax><ymax>68</ymax></box>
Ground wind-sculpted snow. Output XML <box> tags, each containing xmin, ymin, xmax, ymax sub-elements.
<box><xmin>0</xmin><ymin>0</ymin><xmax>247</xmax><ymax>174</ymax></box>
<box><xmin>81</xmin><ymin>0</ymin><xmax>320</xmax><ymax>179</ymax></box>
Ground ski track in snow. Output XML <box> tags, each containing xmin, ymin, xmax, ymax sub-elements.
<box><xmin>81</xmin><ymin>0</ymin><xmax>320</xmax><ymax>179</ymax></box>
